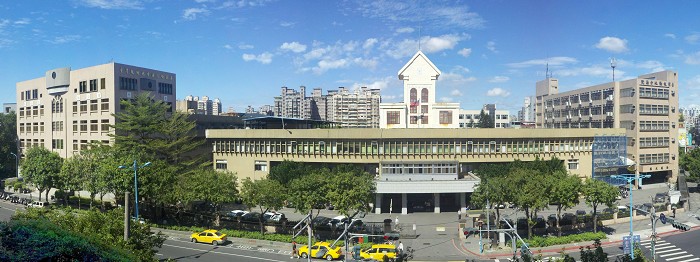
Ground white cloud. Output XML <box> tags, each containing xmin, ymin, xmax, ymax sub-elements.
<box><xmin>450</xmin><ymin>89</ymin><xmax>463</xmax><ymax>96</ymax></box>
<box><xmin>507</xmin><ymin>57</ymin><xmax>578</xmax><ymax>68</ymax></box>
<box><xmin>686</xmin><ymin>33</ymin><xmax>700</xmax><ymax>44</ymax></box>
<box><xmin>312</xmin><ymin>59</ymin><xmax>348</xmax><ymax>74</ymax></box>
<box><xmin>363</xmin><ymin>38</ymin><xmax>378</xmax><ymax>49</ymax></box>
<box><xmin>242</xmin><ymin>52</ymin><xmax>273</xmax><ymax>64</ymax></box>
<box><xmin>223</xmin><ymin>44</ymin><xmax>232</xmax><ymax>49</ymax></box>
<box><xmin>350</xmin><ymin>77</ymin><xmax>393</xmax><ymax>91</ymax></box>
<box><xmin>386</xmin><ymin>34</ymin><xmax>467</xmax><ymax>59</ymax></box>
<box><xmin>488</xmin><ymin>76</ymin><xmax>509</xmax><ymax>83</ymax></box>
<box><xmin>556</xmin><ymin>65</ymin><xmax>625</xmax><ymax>79</ymax></box>
<box><xmin>351</xmin><ymin>1</ymin><xmax>484</xmax><ymax>29</ymax></box>
<box><xmin>487</xmin><ymin>87</ymin><xmax>510</xmax><ymax>97</ymax></box>
<box><xmin>353</xmin><ymin>57</ymin><xmax>378</xmax><ymax>69</ymax></box>
<box><xmin>183</xmin><ymin>8</ymin><xmax>209</xmax><ymax>20</ymax></box>
<box><xmin>304</xmin><ymin>47</ymin><xmax>327</xmax><ymax>61</ymax></box>
<box><xmin>194</xmin><ymin>0</ymin><xmax>215</xmax><ymax>2</ymax></box>
<box><xmin>486</xmin><ymin>41</ymin><xmax>497</xmax><ymax>53</ymax></box>
<box><xmin>79</xmin><ymin>0</ymin><xmax>144</xmax><ymax>9</ymax></box>
<box><xmin>458</xmin><ymin>48</ymin><xmax>472</xmax><ymax>58</ymax></box>
<box><xmin>218</xmin><ymin>0</ymin><xmax>273</xmax><ymax>8</ymax></box>
<box><xmin>687</xmin><ymin>75</ymin><xmax>700</xmax><ymax>89</ymax></box>
<box><xmin>451</xmin><ymin>65</ymin><xmax>470</xmax><ymax>74</ymax></box>
<box><xmin>595</xmin><ymin>36</ymin><xmax>629</xmax><ymax>53</ymax></box>
<box><xmin>686</xmin><ymin>51</ymin><xmax>700</xmax><ymax>65</ymax></box>
<box><xmin>664</xmin><ymin>33</ymin><xmax>676</xmax><ymax>39</ymax></box>
<box><xmin>280</xmin><ymin>21</ymin><xmax>295</xmax><ymax>27</ymax></box>
<box><xmin>440</xmin><ymin>97</ymin><xmax>454</xmax><ymax>102</ymax></box>
<box><xmin>396</xmin><ymin>27</ymin><xmax>414</xmax><ymax>34</ymax></box>
<box><xmin>238</xmin><ymin>43</ymin><xmax>254</xmax><ymax>49</ymax></box>
<box><xmin>13</xmin><ymin>18</ymin><xmax>30</xmax><ymax>25</ymax></box>
<box><xmin>47</xmin><ymin>35</ymin><xmax>82</xmax><ymax>44</ymax></box>
<box><xmin>280</xmin><ymin>42</ymin><xmax>307</xmax><ymax>53</ymax></box>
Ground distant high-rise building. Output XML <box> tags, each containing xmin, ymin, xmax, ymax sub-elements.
<box><xmin>177</xmin><ymin>95</ymin><xmax>221</xmax><ymax>115</ymax></box>
<box><xmin>2</xmin><ymin>103</ymin><xmax>16</xmax><ymax>114</ymax></box>
<box><xmin>273</xmin><ymin>86</ymin><xmax>381</xmax><ymax>128</ymax></box>
<box><xmin>458</xmin><ymin>105</ymin><xmax>510</xmax><ymax>128</ymax></box>
<box><xmin>518</xmin><ymin>96</ymin><xmax>535</xmax><ymax>122</ymax></box>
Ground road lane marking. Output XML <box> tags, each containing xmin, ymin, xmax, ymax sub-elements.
<box><xmin>660</xmin><ymin>251</ymin><xmax>688</xmax><ymax>258</ymax></box>
<box><xmin>656</xmin><ymin>248</ymin><xmax>682</xmax><ymax>254</ymax></box>
<box><xmin>161</xmin><ymin>243</ymin><xmax>286</xmax><ymax>262</ymax></box>
<box><xmin>655</xmin><ymin>245</ymin><xmax>678</xmax><ymax>250</ymax></box>
<box><xmin>678</xmin><ymin>258</ymin><xmax>700</xmax><ymax>262</ymax></box>
<box><xmin>667</xmin><ymin>255</ymin><xmax>694</xmax><ymax>261</ymax></box>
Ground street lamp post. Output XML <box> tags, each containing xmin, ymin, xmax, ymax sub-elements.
<box><xmin>9</xmin><ymin>152</ymin><xmax>18</xmax><ymax>178</ymax></box>
<box><xmin>118</xmin><ymin>160</ymin><xmax>151</xmax><ymax>222</ymax></box>
<box><xmin>610</xmin><ymin>174</ymin><xmax>650</xmax><ymax>259</ymax></box>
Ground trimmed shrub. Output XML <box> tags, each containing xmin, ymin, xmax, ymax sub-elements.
<box><xmin>517</xmin><ymin>232</ymin><xmax>607</xmax><ymax>248</ymax></box>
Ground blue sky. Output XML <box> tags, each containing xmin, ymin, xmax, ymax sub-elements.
<box><xmin>2</xmin><ymin>0</ymin><xmax>700</xmax><ymax>113</ymax></box>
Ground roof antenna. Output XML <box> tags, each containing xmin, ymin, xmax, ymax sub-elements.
<box><xmin>546</xmin><ymin>62</ymin><xmax>550</xmax><ymax>79</ymax></box>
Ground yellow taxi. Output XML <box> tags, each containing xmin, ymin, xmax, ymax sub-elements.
<box><xmin>359</xmin><ymin>243</ymin><xmax>398</xmax><ymax>261</ymax></box>
<box><xmin>190</xmin><ymin>229</ymin><xmax>228</xmax><ymax>246</ymax></box>
<box><xmin>298</xmin><ymin>241</ymin><xmax>343</xmax><ymax>261</ymax></box>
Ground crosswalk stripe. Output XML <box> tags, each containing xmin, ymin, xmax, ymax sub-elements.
<box><xmin>667</xmin><ymin>255</ymin><xmax>694</xmax><ymax>261</ymax></box>
<box><xmin>655</xmin><ymin>245</ymin><xmax>678</xmax><ymax>250</ymax></box>
<box><xmin>660</xmin><ymin>251</ymin><xmax>688</xmax><ymax>258</ymax></box>
<box><xmin>656</xmin><ymin>243</ymin><xmax>672</xmax><ymax>247</ymax></box>
<box><xmin>494</xmin><ymin>260</ymin><xmax>500</xmax><ymax>262</ymax></box>
<box><xmin>678</xmin><ymin>258</ymin><xmax>700</xmax><ymax>262</ymax></box>
<box><xmin>657</xmin><ymin>248</ymin><xmax>682</xmax><ymax>254</ymax></box>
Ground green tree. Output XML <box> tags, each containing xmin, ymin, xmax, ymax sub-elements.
<box><xmin>477</xmin><ymin>109</ymin><xmax>494</xmax><ymax>128</ymax></box>
<box><xmin>325</xmin><ymin>165</ymin><xmax>376</xmax><ymax>218</ymax></box>
<box><xmin>680</xmin><ymin>148</ymin><xmax>700</xmax><ymax>181</ymax></box>
<box><xmin>580</xmin><ymin>239</ymin><xmax>609</xmax><ymax>262</ymax></box>
<box><xmin>471</xmin><ymin>174</ymin><xmax>511</xmax><ymax>230</ymax></box>
<box><xmin>177</xmin><ymin>168</ymin><xmax>239</xmax><ymax>226</ymax></box>
<box><xmin>20</xmin><ymin>146</ymin><xmax>63</xmax><ymax>201</ymax></box>
<box><xmin>549</xmin><ymin>171</ymin><xmax>582</xmax><ymax>236</ymax></box>
<box><xmin>288</xmin><ymin>169</ymin><xmax>332</xmax><ymax>230</ymax></box>
<box><xmin>268</xmin><ymin>160</ymin><xmax>314</xmax><ymax>185</ymax></box>
<box><xmin>509</xmin><ymin>168</ymin><xmax>551</xmax><ymax>238</ymax></box>
<box><xmin>0</xmin><ymin>112</ymin><xmax>18</xmax><ymax>179</ymax></box>
<box><xmin>111</xmin><ymin>92</ymin><xmax>205</xmax><ymax>171</ymax></box>
<box><xmin>240</xmin><ymin>178</ymin><xmax>287</xmax><ymax>233</ymax></box>
<box><xmin>57</xmin><ymin>155</ymin><xmax>85</xmax><ymax>205</ymax></box>
<box><xmin>582</xmin><ymin>179</ymin><xmax>618</xmax><ymax>233</ymax></box>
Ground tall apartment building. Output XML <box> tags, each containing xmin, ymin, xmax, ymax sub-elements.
<box><xmin>16</xmin><ymin>63</ymin><xmax>176</xmax><ymax>158</ymax></box>
<box><xmin>177</xmin><ymin>95</ymin><xmax>221</xmax><ymax>115</ymax></box>
<box><xmin>518</xmin><ymin>97</ymin><xmax>535</xmax><ymax>122</ymax></box>
<box><xmin>458</xmin><ymin>107</ymin><xmax>510</xmax><ymax>128</ymax></box>
<box><xmin>535</xmin><ymin>71</ymin><xmax>679</xmax><ymax>185</ymax></box>
<box><xmin>2</xmin><ymin>103</ymin><xmax>16</xmax><ymax>114</ymax></box>
<box><xmin>273</xmin><ymin>86</ymin><xmax>381</xmax><ymax>128</ymax></box>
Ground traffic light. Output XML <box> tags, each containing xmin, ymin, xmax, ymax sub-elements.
<box><xmin>384</xmin><ymin>232</ymin><xmax>400</xmax><ymax>241</ymax></box>
<box><xmin>672</xmin><ymin>221</ymin><xmax>691</xmax><ymax>231</ymax></box>
<box><xmin>463</xmin><ymin>227</ymin><xmax>479</xmax><ymax>238</ymax></box>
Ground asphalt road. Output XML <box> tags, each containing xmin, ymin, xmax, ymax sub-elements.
<box><xmin>157</xmin><ymin>236</ymin><xmax>293</xmax><ymax>262</ymax></box>
<box><xmin>637</xmin><ymin>229</ymin><xmax>700</xmax><ymax>262</ymax></box>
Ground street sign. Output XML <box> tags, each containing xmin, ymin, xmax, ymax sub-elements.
<box><xmin>660</xmin><ymin>213</ymin><xmax>667</xmax><ymax>224</ymax></box>
<box><xmin>633</xmin><ymin>235</ymin><xmax>640</xmax><ymax>246</ymax></box>
<box><xmin>622</xmin><ymin>236</ymin><xmax>631</xmax><ymax>254</ymax></box>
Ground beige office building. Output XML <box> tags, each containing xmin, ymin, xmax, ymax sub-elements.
<box><xmin>535</xmin><ymin>71</ymin><xmax>679</xmax><ymax>185</ymax></box>
<box><xmin>16</xmin><ymin>63</ymin><xmax>176</xmax><ymax>158</ymax></box>
<box><xmin>208</xmin><ymin>128</ymin><xmax>624</xmax><ymax>214</ymax></box>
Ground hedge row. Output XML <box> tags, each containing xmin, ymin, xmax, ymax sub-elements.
<box><xmin>517</xmin><ymin>232</ymin><xmax>607</xmax><ymax>248</ymax></box>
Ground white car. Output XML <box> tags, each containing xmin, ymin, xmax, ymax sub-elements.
<box><xmin>263</xmin><ymin>212</ymin><xmax>285</xmax><ymax>222</ymax></box>
<box><xmin>28</xmin><ymin>201</ymin><xmax>49</xmax><ymax>208</ymax></box>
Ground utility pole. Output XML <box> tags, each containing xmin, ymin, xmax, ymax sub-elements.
<box><xmin>124</xmin><ymin>192</ymin><xmax>130</xmax><ymax>241</ymax></box>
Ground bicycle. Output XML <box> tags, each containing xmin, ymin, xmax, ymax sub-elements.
<box><xmin>402</xmin><ymin>246</ymin><xmax>414</xmax><ymax>261</ymax></box>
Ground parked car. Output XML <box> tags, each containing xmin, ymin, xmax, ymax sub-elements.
<box><xmin>190</xmin><ymin>229</ymin><xmax>227</xmax><ymax>246</ymax></box>
<box><xmin>263</xmin><ymin>212</ymin><xmax>285</xmax><ymax>223</ymax></box>
<box><xmin>575</xmin><ymin>210</ymin><xmax>586</xmax><ymax>216</ymax></box>
<box><xmin>27</xmin><ymin>201</ymin><xmax>49</xmax><ymax>208</ymax></box>
<box><xmin>298</xmin><ymin>241</ymin><xmax>343</xmax><ymax>261</ymax></box>
<box><xmin>359</xmin><ymin>243</ymin><xmax>398</xmax><ymax>261</ymax></box>
<box><xmin>654</xmin><ymin>193</ymin><xmax>668</xmax><ymax>203</ymax></box>
<box><xmin>222</xmin><ymin>210</ymin><xmax>248</xmax><ymax>221</ymax></box>
<box><xmin>240</xmin><ymin>212</ymin><xmax>262</xmax><ymax>223</ymax></box>
<box><xmin>312</xmin><ymin>216</ymin><xmax>332</xmax><ymax>229</ymax></box>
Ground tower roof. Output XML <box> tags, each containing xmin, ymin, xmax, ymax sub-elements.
<box><xmin>397</xmin><ymin>50</ymin><xmax>441</xmax><ymax>80</ymax></box>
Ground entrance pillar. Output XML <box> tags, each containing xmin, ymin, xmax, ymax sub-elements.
<box><xmin>433</xmin><ymin>193</ymin><xmax>441</xmax><ymax>213</ymax></box>
<box><xmin>375</xmin><ymin>193</ymin><xmax>382</xmax><ymax>214</ymax></box>
<box><xmin>401</xmin><ymin>193</ymin><xmax>408</xmax><ymax>215</ymax></box>
<box><xmin>460</xmin><ymin>192</ymin><xmax>467</xmax><ymax>213</ymax></box>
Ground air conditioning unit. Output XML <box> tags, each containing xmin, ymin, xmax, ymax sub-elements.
<box><xmin>606</xmin><ymin>112</ymin><xmax>614</xmax><ymax>117</ymax></box>
<box><xmin>607</xmin><ymin>95</ymin><xmax>614</xmax><ymax>101</ymax></box>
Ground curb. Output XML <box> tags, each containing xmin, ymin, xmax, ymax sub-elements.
<box><xmin>458</xmin><ymin>225</ymin><xmax>699</xmax><ymax>259</ymax></box>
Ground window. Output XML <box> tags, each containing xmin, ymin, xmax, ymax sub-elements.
<box><xmin>80</xmin><ymin>120</ymin><xmax>88</xmax><ymax>132</ymax></box>
<box><xmin>80</xmin><ymin>100</ymin><xmax>88</xmax><ymax>113</ymax></box>
<box><xmin>101</xmin><ymin>98</ymin><xmax>109</xmax><ymax>111</ymax></box>
<box><xmin>421</xmin><ymin>115</ymin><xmax>428</xmax><ymax>124</ymax></box>
<box><xmin>439</xmin><ymin>111</ymin><xmax>452</xmax><ymax>124</ymax></box>
<box><xmin>52</xmin><ymin>139</ymin><xmax>64</xmax><ymax>150</ymax></box>
<box><xmin>90</xmin><ymin>99</ymin><xmax>98</xmax><ymax>112</ymax></box>
<box><xmin>89</xmin><ymin>79</ymin><xmax>98</xmax><ymax>92</ymax></box>
<box><xmin>119</xmin><ymin>77</ymin><xmax>137</xmax><ymax>90</ymax></box>
<box><xmin>100</xmin><ymin>78</ymin><xmax>106</xmax><ymax>89</ymax></box>
<box><xmin>101</xmin><ymin>119</ymin><xmax>110</xmax><ymax>133</ymax></box>
<box><xmin>72</xmin><ymin>101</ymin><xmax>78</xmax><ymax>113</ymax></box>
<box><xmin>158</xmin><ymin>82</ymin><xmax>173</xmax><ymax>94</ymax></box>
<box><xmin>409</xmin><ymin>88</ymin><xmax>418</xmax><ymax>113</ymax></box>
<box><xmin>421</xmin><ymin>105</ymin><xmax>428</xmax><ymax>114</ymax></box>
<box><xmin>386</xmin><ymin>111</ymin><xmax>400</xmax><ymax>124</ymax></box>
<box><xmin>568</xmin><ymin>159</ymin><xmax>579</xmax><ymax>170</ymax></box>
<box><xmin>90</xmin><ymin>120</ymin><xmax>98</xmax><ymax>132</ymax></box>
<box><xmin>215</xmin><ymin>160</ymin><xmax>228</xmax><ymax>170</ymax></box>
<box><xmin>79</xmin><ymin>81</ymin><xmax>87</xmax><ymax>93</ymax></box>
<box><xmin>52</xmin><ymin>99</ymin><xmax>64</xmax><ymax>113</ymax></box>
<box><xmin>421</xmin><ymin>88</ymin><xmax>429</xmax><ymax>103</ymax></box>
<box><xmin>254</xmin><ymin>160</ymin><xmax>268</xmax><ymax>171</ymax></box>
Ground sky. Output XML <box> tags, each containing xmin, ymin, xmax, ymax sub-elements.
<box><xmin>2</xmin><ymin>0</ymin><xmax>700</xmax><ymax>113</ymax></box>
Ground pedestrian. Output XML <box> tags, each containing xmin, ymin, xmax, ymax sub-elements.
<box><xmin>291</xmin><ymin>241</ymin><xmax>297</xmax><ymax>259</ymax></box>
<box><xmin>395</xmin><ymin>216</ymin><xmax>399</xmax><ymax>228</ymax></box>
<box><xmin>397</xmin><ymin>241</ymin><xmax>404</xmax><ymax>253</ymax></box>
<box><xmin>458</xmin><ymin>209</ymin><xmax>462</xmax><ymax>220</ymax></box>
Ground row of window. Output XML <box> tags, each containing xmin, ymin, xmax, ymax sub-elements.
<box><xmin>77</xmin><ymin>78</ymin><xmax>106</xmax><ymax>93</ymax></box>
<box><xmin>639</xmin><ymin>153</ymin><xmax>670</xmax><ymax>164</ymax></box>
<box><xmin>158</xmin><ymin>83</ymin><xmax>173</xmax><ymax>95</ymax></box>
<box><xmin>382</xmin><ymin>163</ymin><xmax>458</xmax><ymax>175</ymax></box>
<box><xmin>547</xmin><ymin>89</ymin><xmax>614</xmax><ymax>106</ymax></box>
<box><xmin>212</xmin><ymin>138</ymin><xmax>594</xmax><ymax>156</ymax></box>
<box><xmin>639</xmin><ymin>87</ymin><xmax>671</xmax><ymax>99</ymax></box>
<box><xmin>72</xmin><ymin>119</ymin><xmax>111</xmax><ymax>133</ymax></box>
<box><xmin>72</xmin><ymin>140</ymin><xmax>110</xmax><ymax>152</ymax></box>
<box><xmin>387</xmin><ymin>111</ymin><xmax>454</xmax><ymax>125</ymax></box>
<box><xmin>638</xmin><ymin>137</ymin><xmax>670</xmax><ymax>148</ymax></box>
<box><xmin>639</xmin><ymin>104</ymin><xmax>670</xmax><ymax>115</ymax></box>
<box><xmin>18</xmin><ymin>122</ymin><xmax>45</xmax><ymax>133</ymax></box>
<box><xmin>18</xmin><ymin>105</ymin><xmax>45</xmax><ymax>118</ymax></box>
<box><xmin>639</xmin><ymin>121</ymin><xmax>671</xmax><ymax>132</ymax></box>
<box><xmin>20</xmin><ymin>89</ymin><xmax>40</xmax><ymax>101</ymax></box>
<box><xmin>120</xmin><ymin>77</ymin><xmax>138</xmax><ymax>90</ymax></box>
<box><xmin>458</xmin><ymin>122</ymin><xmax>510</xmax><ymax>128</ymax></box>
<box><xmin>72</xmin><ymin>99</ymin><xmax>110</xmax><ymax>114</ymax></box>
<box><xmin>19</xmin><ymin>139</ymin><xmax>110</xmax><ymax>153</ymax></box>
<box><xmin>543</xmin><ymin>120</ymin><xmax>615</xmax><ymax>129</ymax></box>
